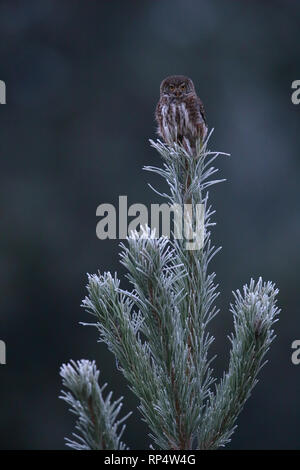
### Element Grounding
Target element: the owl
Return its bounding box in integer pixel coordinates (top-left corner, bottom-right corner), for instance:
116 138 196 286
155 75 207 155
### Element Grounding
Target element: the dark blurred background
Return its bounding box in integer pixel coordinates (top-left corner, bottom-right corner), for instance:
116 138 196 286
0 0 299 449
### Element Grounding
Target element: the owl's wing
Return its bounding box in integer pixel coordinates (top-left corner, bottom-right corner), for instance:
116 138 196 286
155 99 164 138
197 97 207 125
155 99 162 121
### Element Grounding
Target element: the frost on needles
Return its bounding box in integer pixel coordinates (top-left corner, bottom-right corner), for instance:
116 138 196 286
60 131 280 450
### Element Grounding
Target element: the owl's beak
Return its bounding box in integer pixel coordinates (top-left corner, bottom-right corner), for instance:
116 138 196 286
175 90 181 97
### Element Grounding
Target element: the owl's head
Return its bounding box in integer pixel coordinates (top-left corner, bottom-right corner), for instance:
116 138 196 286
160 75 195 98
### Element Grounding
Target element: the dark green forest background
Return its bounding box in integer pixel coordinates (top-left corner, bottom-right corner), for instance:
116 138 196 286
0 0 299 449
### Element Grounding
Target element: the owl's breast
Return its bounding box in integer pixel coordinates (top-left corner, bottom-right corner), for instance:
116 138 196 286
160 100 194 143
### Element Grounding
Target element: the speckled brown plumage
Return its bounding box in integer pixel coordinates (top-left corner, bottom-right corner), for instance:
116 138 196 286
155 75 207 156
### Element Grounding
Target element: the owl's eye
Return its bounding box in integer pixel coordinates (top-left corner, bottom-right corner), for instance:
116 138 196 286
169 84 175 92
180 84 186 91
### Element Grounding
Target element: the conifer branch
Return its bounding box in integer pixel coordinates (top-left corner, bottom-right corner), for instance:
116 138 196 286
60 359 131 450
60 131 280 450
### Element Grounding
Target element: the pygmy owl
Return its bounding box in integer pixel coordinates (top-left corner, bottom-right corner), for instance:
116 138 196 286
155 75 207 155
